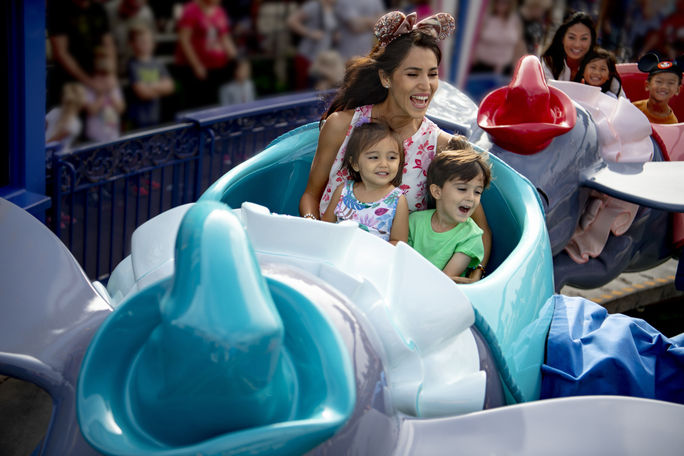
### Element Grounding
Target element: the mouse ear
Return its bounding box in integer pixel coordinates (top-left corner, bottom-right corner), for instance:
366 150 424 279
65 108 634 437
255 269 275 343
675 55 684 74
637 52 660 73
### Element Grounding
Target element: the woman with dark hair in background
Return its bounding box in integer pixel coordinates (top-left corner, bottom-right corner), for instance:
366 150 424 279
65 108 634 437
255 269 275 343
541 11 597 81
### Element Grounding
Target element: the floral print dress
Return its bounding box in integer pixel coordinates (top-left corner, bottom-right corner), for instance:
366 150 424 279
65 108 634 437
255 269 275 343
334 180 404 241
319 105 442 215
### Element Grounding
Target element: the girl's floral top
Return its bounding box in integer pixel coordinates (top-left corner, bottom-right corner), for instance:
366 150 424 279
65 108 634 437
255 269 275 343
334 180 404 241
319 105 441 214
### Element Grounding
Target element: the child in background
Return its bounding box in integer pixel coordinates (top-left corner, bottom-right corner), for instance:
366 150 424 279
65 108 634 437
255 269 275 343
409 144 491 283
219 57 256 105
321 122 409 244
308 50 345 91
45 82 87 150
576 47 625 98
84 47 125 142
632 52 683 124
126 22 175 129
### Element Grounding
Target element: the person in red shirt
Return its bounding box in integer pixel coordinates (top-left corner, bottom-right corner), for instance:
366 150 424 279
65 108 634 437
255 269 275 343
174 0 237 110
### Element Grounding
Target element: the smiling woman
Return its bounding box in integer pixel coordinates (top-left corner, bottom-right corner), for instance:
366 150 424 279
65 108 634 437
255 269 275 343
541 11 597 81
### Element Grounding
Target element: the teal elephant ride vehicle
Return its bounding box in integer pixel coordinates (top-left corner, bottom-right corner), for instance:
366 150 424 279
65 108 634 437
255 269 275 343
77 118 684 454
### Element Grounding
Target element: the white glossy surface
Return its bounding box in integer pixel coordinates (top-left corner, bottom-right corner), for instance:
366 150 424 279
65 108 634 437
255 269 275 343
102 201 486 418
548 80 653 163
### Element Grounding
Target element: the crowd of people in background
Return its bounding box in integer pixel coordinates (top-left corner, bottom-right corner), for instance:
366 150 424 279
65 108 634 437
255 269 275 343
45 0 684 151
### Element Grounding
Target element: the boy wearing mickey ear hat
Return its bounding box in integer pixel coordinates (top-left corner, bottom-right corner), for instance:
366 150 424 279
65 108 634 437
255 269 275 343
632 52 684 124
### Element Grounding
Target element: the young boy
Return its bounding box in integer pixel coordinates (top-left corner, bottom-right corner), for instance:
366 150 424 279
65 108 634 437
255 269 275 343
219 57 256 105
408 143 492 284
126 22 175 129
632 52 683 124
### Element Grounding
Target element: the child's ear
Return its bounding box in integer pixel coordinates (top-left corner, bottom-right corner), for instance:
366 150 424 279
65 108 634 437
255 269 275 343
429 183 441 200
351 161 360 172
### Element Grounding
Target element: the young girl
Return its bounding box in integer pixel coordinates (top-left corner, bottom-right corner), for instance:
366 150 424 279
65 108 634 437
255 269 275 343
409 143 491 283
576 47 624 98
321 122 409 244
45 82 87 150
84 47 125 142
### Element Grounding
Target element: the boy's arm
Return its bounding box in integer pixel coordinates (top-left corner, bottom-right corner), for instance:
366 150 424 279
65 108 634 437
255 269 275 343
320 183 343 222
155 75 175 96
442 252 476 284
131 81 157 100
389 195 409 245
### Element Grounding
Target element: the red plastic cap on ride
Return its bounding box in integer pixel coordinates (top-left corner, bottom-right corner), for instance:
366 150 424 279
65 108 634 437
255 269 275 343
477 55 576 155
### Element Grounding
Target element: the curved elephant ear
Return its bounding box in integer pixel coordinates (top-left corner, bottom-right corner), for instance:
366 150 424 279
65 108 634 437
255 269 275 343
637 52 660 73
675 55 684 74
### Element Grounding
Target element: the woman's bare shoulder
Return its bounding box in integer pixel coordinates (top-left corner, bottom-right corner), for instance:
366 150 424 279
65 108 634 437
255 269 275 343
320 109 355 141
324 110 355 129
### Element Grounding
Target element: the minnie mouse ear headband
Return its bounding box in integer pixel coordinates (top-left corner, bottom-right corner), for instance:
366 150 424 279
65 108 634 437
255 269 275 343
374 11 456 47
637 52 684 79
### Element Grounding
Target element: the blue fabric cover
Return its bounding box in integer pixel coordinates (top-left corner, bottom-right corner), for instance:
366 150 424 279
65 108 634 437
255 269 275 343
541 295 684 403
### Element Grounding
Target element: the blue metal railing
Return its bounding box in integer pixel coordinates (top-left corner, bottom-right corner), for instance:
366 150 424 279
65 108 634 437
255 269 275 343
49 91 332 281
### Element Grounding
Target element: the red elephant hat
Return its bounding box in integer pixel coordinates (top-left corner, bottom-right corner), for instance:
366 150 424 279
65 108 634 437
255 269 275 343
477 55 576 155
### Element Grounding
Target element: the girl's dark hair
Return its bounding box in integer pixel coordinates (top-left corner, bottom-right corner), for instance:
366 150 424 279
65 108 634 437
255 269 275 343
343 122 404 187
575 47 621 95
322 30 442 121
541 11 597 79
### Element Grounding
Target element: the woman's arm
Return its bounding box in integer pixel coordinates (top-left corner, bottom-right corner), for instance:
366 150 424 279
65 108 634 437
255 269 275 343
389 194 409 245
299 110 352 219
220 33 238 62
177 27 206 80
287 6 323 41
471 205 491 276
321 183 344 222
436 130 458 152
50 35 96 90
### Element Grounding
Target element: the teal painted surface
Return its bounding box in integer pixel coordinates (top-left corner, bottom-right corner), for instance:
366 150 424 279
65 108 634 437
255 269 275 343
77 201 355 455
459 156 555 402
203 123 555 402
200 123 321 214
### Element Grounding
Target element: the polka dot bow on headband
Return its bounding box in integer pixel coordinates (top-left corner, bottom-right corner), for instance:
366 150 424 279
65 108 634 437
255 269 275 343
374 11 456 47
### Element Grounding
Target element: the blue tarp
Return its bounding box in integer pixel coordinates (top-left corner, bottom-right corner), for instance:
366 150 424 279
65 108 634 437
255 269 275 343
541 295 684 403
